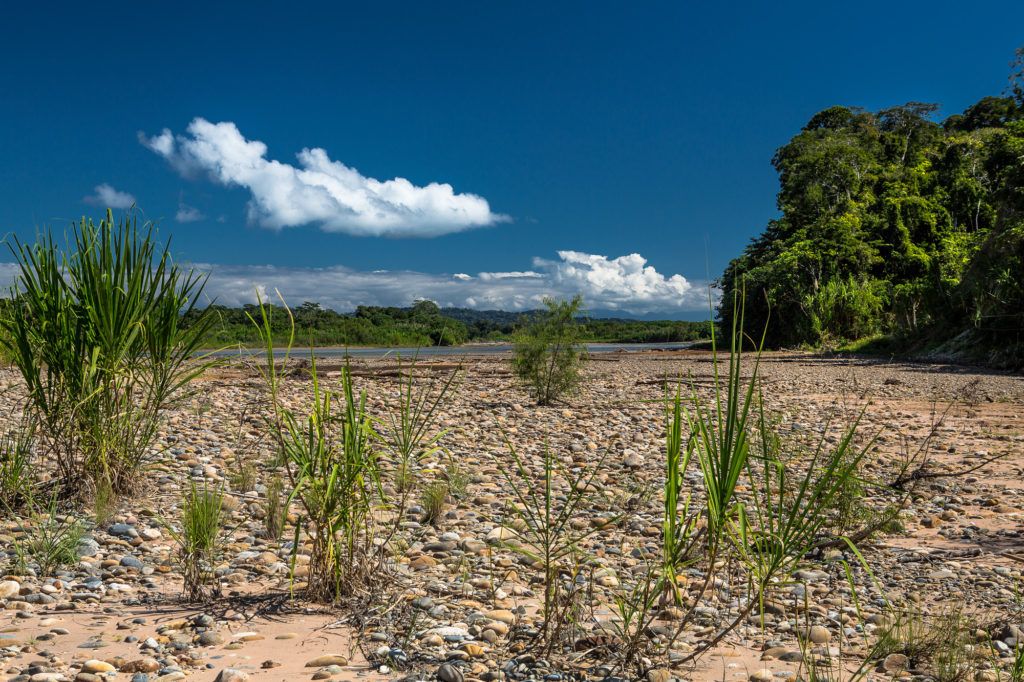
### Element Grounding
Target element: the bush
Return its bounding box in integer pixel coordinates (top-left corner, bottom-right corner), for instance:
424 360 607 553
512 296 586 406
1 210 217 496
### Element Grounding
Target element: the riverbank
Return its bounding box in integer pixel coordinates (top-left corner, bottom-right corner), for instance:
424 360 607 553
2 351 1022 681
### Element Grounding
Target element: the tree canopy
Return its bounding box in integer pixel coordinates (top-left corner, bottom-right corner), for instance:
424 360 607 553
720 50 1024 364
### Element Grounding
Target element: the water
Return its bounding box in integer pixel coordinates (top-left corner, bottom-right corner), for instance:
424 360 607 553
211 341 697 359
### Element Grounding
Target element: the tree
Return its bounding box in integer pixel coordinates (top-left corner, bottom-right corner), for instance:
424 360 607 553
512 296 586 406
719 48 1024 363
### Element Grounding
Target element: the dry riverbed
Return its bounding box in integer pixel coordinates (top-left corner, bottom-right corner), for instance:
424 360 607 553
1 351 1023 682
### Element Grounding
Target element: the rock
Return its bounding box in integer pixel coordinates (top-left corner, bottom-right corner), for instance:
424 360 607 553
213 669 249 682
76 538 101 558
81 661 116 674
197 631 224 646
120 659 160 674
484 609 516 626
437 663 465 682
0 580 20 598
423 626 470 640
750 670 774 682
647 668 672 682
410 555 438 570
304 655 349 667
804 625 831 644
120 555 144 569
883 653 909 672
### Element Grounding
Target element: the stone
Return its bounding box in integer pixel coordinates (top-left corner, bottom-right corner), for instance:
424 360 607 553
0 580 20 598
304 655 349 667
750 670 774 682
213 669 249 682
485 609 516 625
883 653 909 672
647 668 672 682
120 659 160 674
81 661 116 674
804 625 831 644
437 663 465 682
197 631 224 646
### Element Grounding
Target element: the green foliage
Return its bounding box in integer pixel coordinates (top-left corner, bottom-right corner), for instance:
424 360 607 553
512 295 586 406
442 457 470 500
1 210 217 494
495 439 613 652
263 474 288 542
171 480 226 601
12 495 85 576
419 478 449 526
251 296 383 602
192 299 469 347
0 417 36 511
720 52 1024 361
377 358 459 495
187 300 711 348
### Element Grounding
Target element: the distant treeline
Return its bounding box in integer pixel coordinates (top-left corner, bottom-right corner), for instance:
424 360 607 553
187 300 711 348
720 47 1024 366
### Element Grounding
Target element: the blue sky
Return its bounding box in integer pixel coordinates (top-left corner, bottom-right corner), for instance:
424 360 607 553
1 1 1021 317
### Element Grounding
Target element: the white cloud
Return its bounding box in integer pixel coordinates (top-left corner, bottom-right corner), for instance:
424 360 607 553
0 251 708 314
187 251 709 315
175 203 204 223
141 118 508 237
85 183 136 209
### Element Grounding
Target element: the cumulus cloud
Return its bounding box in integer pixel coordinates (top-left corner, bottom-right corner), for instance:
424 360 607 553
0 251 709 314
141 118 507 237
191 251 709 315
85 183 136 209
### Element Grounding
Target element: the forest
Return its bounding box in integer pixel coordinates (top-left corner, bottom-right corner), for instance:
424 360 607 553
718 49 1024 366
189 299 710 348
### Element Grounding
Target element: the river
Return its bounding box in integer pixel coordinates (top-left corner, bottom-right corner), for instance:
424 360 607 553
211 341 698 359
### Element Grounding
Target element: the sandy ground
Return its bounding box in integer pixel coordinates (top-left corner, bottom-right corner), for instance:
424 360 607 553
1 350 1023 682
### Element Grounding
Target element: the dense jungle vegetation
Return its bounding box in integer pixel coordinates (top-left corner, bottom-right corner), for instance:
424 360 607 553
719 48 1024 365
189 299 710 348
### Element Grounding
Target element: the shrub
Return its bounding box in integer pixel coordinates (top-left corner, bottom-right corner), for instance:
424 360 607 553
1 210 217 496
512 295 586 406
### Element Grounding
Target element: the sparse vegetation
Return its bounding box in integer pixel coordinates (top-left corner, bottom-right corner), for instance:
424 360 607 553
171 480 227 601
419 478 449 526
252 296 385 602
512 295 587 406
11 495 85 576
0 417 36 511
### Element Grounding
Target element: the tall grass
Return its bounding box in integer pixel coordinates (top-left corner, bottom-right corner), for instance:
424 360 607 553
0 417 36 510
11 494 85 576
169 480 226 601
251 294 383 602
1 210 216 495
377 357 459 496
